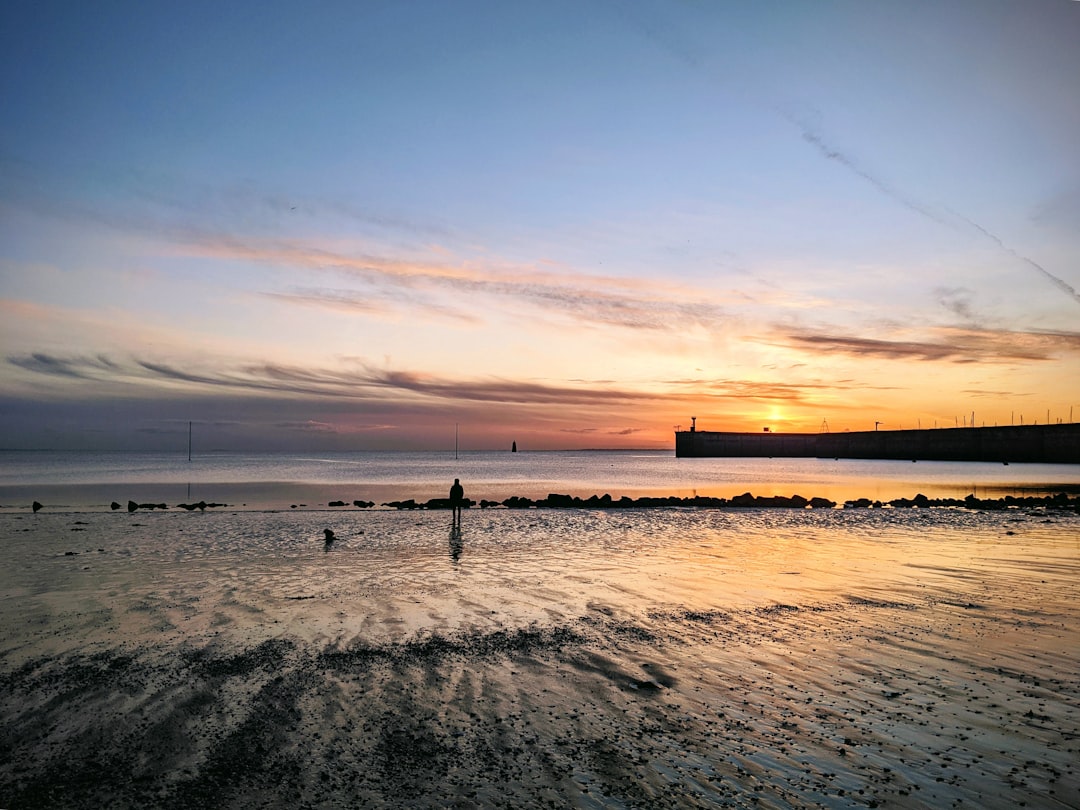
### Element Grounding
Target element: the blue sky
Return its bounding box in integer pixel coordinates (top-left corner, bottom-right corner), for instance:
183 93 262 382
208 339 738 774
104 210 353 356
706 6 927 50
2 0 1078 451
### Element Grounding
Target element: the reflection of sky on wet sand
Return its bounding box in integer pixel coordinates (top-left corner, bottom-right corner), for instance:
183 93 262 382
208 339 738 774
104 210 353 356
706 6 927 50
1 506 1077 807
4 507 1075 652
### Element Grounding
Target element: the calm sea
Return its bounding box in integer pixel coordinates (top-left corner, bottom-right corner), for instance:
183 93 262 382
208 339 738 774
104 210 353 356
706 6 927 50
1 450 1077 512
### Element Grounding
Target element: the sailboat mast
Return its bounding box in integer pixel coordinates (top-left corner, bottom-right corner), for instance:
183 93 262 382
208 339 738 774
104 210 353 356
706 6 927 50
188 421 192 462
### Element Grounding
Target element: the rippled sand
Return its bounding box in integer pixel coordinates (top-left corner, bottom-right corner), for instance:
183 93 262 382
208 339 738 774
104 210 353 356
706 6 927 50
1 507 1078 808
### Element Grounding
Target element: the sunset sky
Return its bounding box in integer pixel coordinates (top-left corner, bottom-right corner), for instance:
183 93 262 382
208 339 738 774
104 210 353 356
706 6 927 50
2 1 1078 451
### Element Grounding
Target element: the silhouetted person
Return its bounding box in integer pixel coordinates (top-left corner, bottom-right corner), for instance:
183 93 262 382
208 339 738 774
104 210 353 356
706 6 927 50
449 478 464 528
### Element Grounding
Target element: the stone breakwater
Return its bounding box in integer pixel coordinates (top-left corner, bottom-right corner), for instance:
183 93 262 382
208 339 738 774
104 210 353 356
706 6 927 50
675 423 1080 463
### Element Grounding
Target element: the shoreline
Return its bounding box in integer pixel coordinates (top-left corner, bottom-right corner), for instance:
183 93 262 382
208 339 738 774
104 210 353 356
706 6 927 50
5 489 1079 514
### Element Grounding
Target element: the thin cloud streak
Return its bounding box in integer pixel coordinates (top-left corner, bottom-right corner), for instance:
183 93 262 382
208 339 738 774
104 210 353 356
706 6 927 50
263 287 480 324
795 122 951 227
949 209 1080 306
776 326 1080 363
8 353 120 379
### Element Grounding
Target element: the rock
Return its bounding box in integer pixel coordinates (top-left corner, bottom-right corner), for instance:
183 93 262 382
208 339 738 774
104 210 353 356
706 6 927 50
110 501 121 511
809 497 836 509
32 501 43 513
353 500 374 508
131 502 167 511
328 500 346 507
545 493 574 508
502 496 535 509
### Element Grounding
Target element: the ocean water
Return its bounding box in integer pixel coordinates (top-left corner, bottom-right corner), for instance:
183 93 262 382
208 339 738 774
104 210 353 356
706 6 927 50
1 449 1078 512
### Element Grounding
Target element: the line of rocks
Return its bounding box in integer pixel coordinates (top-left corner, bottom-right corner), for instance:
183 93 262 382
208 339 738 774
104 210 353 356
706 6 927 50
382 493 838 510
850 492 1079 510
380 491 1079 511
115 500 229 513
23 491 1079 513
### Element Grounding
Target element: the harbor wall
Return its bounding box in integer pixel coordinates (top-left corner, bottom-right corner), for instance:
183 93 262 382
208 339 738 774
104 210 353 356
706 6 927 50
674 424 1080 464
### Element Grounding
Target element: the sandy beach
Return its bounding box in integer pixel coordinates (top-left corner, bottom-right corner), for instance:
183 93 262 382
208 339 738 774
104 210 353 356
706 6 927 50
2 505 1078 808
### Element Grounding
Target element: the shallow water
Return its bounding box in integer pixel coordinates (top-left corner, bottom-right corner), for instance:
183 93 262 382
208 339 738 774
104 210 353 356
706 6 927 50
2 449 1078 511
1 506 1077 808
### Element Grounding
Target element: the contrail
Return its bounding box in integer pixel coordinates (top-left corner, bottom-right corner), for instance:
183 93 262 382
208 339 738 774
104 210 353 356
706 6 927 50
950 210 1080 306
798 127 951 227
792 116 1080 307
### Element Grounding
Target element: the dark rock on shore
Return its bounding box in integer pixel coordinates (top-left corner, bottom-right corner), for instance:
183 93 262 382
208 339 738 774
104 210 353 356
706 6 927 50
424 497 476 510
503 496 536 509
328 500 346 507
353 500 375 508
126 502 170 512
32 501 43 513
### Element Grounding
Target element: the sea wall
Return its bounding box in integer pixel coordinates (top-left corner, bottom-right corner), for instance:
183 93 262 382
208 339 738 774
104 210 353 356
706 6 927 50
675 424 1080 464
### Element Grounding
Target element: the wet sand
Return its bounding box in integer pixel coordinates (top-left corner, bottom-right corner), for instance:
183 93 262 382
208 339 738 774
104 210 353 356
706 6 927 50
1 507 1078 808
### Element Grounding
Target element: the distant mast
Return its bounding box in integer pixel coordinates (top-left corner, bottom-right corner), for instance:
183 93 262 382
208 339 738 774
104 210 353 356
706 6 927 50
455 423 459 460
512 440 517 453
188 421 192 462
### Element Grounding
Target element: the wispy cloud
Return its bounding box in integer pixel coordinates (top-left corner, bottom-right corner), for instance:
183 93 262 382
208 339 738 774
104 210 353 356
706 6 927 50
271 420 337 433
664 376 899 403
773 326 1080 363
7 351 878 413
209 236 736 333
961 389 1029 398
8 352 660 406
8 353 119 378
264 287 480 324
934 287 976 322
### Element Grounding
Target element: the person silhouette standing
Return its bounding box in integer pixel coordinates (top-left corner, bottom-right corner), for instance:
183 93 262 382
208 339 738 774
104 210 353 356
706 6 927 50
449 478 464 529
